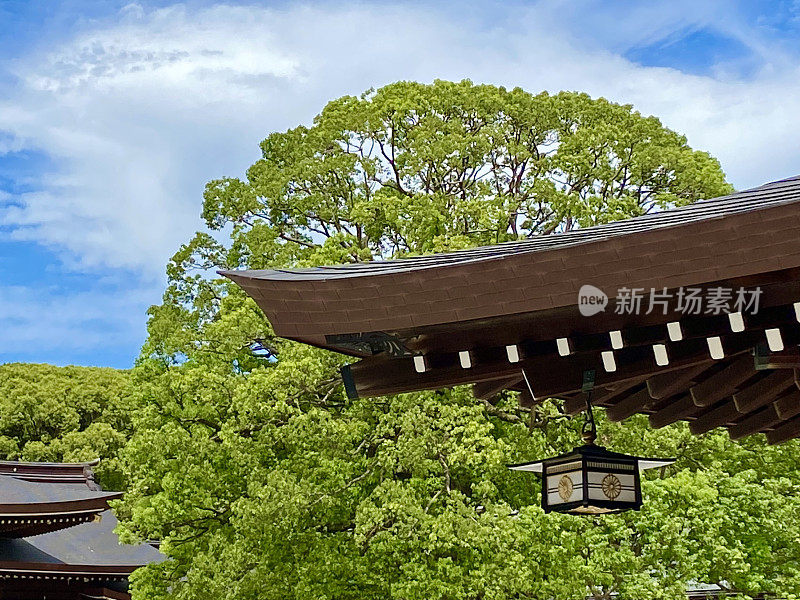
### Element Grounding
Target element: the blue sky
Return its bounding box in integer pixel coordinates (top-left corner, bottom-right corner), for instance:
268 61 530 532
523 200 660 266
1 0 799 369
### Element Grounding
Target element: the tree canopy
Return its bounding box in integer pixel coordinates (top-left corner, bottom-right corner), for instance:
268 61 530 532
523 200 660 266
0 363 132 490
201 80 730 267
115 80 800 600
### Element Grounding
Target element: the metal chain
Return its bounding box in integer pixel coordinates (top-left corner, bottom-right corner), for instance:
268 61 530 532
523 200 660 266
581 389 597 445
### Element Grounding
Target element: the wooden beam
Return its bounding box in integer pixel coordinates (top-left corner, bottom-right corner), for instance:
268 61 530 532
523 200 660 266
351 331 766 399
593 378 648 405
732 370 795 413
689 401 740 435
649 395 699 429
606 388 654 422
647 363 712 400
728 388 800 441
564 378 648 415
755 348 800 370
473 376 523 400
728 406 782 440
690 356 757 407
766 415 800 444
774 389 800 420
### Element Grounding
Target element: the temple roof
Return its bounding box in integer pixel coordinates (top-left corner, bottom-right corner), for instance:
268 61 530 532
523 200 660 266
223 176 800 445
0 459 101 487
0 460 162 593
226 175 800 281
0 510 162 569
0 476 117 506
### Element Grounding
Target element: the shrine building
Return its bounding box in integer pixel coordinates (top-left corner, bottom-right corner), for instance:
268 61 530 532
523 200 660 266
0 459 162 599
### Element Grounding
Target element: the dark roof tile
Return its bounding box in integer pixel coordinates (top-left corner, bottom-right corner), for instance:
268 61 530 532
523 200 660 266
0 511 163 567
221 176 800 283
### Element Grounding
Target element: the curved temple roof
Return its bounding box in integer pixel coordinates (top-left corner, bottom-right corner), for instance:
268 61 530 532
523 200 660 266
227 175 800 281
222 175 800 347
0 460 163 598
0 465 121 538
223 176 800 445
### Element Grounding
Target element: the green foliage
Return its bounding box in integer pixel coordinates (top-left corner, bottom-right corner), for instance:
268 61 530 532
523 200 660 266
0 363 133 489
117 80 800 600
198 79 730 269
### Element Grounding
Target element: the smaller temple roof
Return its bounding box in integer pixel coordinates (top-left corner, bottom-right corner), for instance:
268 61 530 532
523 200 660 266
0 460 163 598
0 461 121 538
0 510 162 570
0 459 101 487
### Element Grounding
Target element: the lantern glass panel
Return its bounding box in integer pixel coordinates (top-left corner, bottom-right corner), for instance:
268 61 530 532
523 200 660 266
585 458 638 505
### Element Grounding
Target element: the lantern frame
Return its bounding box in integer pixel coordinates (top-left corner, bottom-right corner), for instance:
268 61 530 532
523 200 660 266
508 444 674 515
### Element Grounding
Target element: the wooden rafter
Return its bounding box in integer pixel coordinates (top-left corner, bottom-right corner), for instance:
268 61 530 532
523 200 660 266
606 388 654 422
473 376 524 400
563 378 647 415
774 389 800 420
689 402 741 435
689 356 758 407
766 415 800 444
649 395 701 429
732 370 796 413
647 363 712 400
728 405 783 440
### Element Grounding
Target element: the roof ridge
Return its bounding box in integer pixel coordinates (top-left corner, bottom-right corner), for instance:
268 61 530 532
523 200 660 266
221 174 800 280
0 459 100 468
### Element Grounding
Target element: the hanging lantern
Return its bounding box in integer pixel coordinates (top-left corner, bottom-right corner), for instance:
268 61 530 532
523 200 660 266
508 444 674 514
509 370 674 515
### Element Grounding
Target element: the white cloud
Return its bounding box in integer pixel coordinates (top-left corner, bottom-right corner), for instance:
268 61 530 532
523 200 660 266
1 1 799 363
2 1 799 276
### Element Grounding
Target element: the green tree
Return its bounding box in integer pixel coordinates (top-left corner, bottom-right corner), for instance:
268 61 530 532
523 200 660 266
0 363 133 489
118 80 800 600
